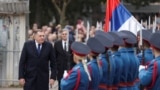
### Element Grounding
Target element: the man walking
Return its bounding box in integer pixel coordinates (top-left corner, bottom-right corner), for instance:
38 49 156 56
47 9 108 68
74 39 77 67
19 30 57 90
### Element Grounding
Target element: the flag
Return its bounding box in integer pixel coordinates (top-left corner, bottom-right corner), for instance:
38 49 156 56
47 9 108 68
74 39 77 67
104 0 143 35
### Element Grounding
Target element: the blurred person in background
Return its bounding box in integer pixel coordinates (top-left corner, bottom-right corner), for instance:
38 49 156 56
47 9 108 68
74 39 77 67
27 29 34 40
32 23 39 33
54 29 74 90
48 33 57 47
44 27 52 41
56 24 62 40
41 25 48 32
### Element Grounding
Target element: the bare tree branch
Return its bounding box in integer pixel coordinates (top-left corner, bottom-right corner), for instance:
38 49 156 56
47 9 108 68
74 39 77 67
62 0 67 13
67 0 71 5
52 0 61 14
67 0 71 4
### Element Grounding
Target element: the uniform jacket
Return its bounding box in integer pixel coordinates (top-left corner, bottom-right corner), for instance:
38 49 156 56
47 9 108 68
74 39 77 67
139 56 160 90
88 59 102 90
137 48 154 65
118 48 139 90
111 51 123 86
99 54 108 85
61 63 89 90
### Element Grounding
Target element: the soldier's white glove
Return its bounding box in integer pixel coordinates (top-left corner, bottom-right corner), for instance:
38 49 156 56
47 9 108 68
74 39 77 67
139 65 145 72
63 70 68 78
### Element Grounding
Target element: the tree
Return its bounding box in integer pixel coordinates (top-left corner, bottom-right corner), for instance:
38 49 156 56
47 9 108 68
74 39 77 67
29 0 160 28
29 0 103 27
30 0 56 27
51 0 103 26
51 0 72 26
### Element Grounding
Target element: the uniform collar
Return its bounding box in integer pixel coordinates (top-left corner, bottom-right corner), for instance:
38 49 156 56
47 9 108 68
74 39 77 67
112 51 120 56
155 56 160 61
119 47 134 52
145 48 152 53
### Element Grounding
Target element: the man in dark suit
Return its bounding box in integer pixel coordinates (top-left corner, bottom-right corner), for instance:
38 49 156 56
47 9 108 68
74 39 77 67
19 30 56 90
54 30 74 90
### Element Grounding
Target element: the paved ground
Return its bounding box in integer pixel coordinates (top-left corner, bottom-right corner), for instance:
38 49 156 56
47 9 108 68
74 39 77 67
0 88 58 90
0 81 58 90
0 88 22 90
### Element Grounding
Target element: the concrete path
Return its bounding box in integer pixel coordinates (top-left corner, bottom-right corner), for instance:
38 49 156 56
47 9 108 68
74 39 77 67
0 80 58 90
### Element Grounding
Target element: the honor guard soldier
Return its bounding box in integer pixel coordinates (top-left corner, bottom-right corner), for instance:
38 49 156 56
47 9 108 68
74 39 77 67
94 31 115 90
137 30 154 65
60 42 91 90
139 33 160 90
117 31 139 90
137 30 154 90
108 32 124 90
87 37 105 90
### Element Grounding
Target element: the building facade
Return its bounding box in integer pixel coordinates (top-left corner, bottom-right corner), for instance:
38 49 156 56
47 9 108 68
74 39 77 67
0 0 29 87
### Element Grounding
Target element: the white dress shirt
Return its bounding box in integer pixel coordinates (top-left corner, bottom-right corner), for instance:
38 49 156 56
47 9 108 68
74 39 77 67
62 40 68 51
35 41 42 50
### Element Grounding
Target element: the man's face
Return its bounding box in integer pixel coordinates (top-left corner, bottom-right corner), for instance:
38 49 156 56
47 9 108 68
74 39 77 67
34 31 45 44
61 31 68 41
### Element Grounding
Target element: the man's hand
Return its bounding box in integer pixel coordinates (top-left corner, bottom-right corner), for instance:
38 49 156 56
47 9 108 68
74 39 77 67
49 79 55 88
19 78 25 86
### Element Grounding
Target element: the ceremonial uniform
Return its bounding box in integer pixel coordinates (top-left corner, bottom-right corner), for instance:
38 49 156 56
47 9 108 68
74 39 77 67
139 57 160 90
137 30 154 65
137 30 154 90
108 32 124 90
106 52 116 89
139 33 160 90
124 48 139 90
94 31 115 90
87 37 105 90
98 51 116 90
117 31 139 90
99 54 108 90
61 63 89 90
111 51 123 90
137 49 154 65
88 59 102 90
118 48 131 90
60 42 91 90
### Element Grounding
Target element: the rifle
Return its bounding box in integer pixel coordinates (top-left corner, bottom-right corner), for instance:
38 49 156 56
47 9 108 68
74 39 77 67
141 44 145 65
140 39 146 90
106 51 111 80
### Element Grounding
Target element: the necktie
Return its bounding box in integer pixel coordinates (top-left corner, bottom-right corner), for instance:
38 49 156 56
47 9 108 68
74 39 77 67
64 42 67 51
37 44 41 54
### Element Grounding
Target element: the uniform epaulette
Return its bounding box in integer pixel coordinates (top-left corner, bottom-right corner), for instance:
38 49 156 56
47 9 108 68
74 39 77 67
73 65 80 70
111 55 115 58
87 62 92 65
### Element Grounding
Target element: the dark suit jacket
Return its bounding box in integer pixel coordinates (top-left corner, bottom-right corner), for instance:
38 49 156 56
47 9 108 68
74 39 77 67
19 40 56 90
54 40 74 80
